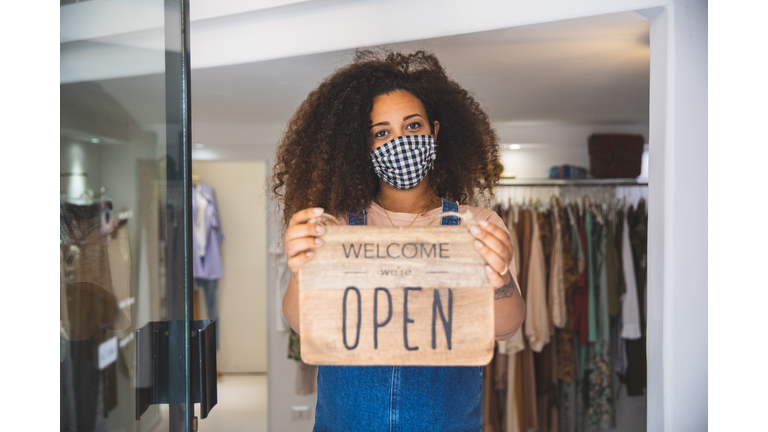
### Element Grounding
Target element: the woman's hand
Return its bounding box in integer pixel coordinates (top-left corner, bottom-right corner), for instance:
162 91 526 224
469 219 524 341
470 220 515 292
285 207 327 273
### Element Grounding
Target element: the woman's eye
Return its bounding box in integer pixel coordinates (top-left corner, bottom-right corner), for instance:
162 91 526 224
374 130 388 138
406 122 421 130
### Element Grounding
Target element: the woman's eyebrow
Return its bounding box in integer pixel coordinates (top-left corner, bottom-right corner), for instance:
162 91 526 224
370 114 423 129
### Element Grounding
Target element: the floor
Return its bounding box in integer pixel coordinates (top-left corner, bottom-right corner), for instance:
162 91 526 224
196 374 268 432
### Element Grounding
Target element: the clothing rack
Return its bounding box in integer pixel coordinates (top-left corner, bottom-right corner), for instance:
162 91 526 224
499 178 648 187
495 178 649 210
483 178 650 432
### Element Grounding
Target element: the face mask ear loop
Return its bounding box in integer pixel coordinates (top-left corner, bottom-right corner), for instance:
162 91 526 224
432 135 437 170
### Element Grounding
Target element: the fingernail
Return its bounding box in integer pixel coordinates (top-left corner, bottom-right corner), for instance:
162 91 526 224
306 251 314 258
470 226 481 235
315 238 324 246
313 208 324 216
485 265 493 274
479 220 489 227
474 240 484 249
316 225 326 234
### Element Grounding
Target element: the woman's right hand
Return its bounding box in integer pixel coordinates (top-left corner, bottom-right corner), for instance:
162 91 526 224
285 207 327 273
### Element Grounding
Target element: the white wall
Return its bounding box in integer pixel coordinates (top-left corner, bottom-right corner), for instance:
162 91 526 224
644 1 707 430
192 161 268 373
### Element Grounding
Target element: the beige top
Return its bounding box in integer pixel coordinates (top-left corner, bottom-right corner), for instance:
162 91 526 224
524 209 551 352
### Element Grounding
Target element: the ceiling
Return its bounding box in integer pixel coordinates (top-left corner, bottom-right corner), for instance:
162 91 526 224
189 11 649 126
82 10 649 155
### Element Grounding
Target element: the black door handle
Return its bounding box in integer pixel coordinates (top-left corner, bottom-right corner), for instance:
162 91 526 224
135 320 218 420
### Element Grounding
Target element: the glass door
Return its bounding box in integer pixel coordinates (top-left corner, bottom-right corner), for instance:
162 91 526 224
60 0 199 431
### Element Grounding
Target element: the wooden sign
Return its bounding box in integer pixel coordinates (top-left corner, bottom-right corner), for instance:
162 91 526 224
298 225 494 366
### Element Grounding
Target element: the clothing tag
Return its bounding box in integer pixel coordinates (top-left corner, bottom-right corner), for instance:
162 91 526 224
98 337 118 370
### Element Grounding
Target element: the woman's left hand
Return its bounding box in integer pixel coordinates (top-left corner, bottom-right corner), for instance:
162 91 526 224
470 220 514 288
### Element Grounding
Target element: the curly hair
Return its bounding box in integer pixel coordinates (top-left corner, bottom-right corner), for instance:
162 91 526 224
270 50 501 231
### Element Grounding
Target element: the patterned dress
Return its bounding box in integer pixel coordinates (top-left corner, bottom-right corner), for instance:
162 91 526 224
586 208 616 430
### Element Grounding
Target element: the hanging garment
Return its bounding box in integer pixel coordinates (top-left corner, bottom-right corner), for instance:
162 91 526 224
557 204 579 432
525 209 551 352
515 351 526 432
549 200 566 329
60 250 77 432
537 207 554 339
495 348 508 391
615 309 629 378
295 360 319 396
574 208 592 432
515 209 539 432
586 208 616 430
628 200 648 301
534 341 559 432
191 183 224 280
557 203 577 383
288 328 301 361
614 208 626 300
106 222 136 379
585 210 597 343
605 213 621 318
539 209 553 288
620 212 642 340
574 335 586 432
288 328 320 396
504 353 521 432
559 379 577 432
508 206 521 279
503 328 526 432
60 203 127 431
625 200 648 396
573 210 590 345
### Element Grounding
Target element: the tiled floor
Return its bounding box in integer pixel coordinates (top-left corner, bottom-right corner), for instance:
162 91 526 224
196 374 267 432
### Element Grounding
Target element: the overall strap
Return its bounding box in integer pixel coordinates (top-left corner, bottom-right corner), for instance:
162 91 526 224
349 199 457 226
440 198 460 226
347 209 367 226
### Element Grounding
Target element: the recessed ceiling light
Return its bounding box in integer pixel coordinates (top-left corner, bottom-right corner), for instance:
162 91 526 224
509 144 522 150
194 143 205 148
91 138 100 144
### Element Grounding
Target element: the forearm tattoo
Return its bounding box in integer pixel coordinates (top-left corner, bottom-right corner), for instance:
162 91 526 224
494 277 518 300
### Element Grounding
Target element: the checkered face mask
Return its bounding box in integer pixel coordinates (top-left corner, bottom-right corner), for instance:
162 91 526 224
370 134 437 190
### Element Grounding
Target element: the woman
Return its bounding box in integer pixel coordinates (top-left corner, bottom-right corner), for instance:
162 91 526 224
271 50 526 431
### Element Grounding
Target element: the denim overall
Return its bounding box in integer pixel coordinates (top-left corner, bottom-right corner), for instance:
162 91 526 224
312 198 483 432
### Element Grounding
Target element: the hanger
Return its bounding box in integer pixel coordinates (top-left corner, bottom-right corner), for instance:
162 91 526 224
566 202 576 226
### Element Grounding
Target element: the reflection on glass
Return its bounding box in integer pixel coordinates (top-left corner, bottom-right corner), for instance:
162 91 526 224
60 0 189 431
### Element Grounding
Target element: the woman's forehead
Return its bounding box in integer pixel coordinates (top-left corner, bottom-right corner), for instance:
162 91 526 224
370 90 426 122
